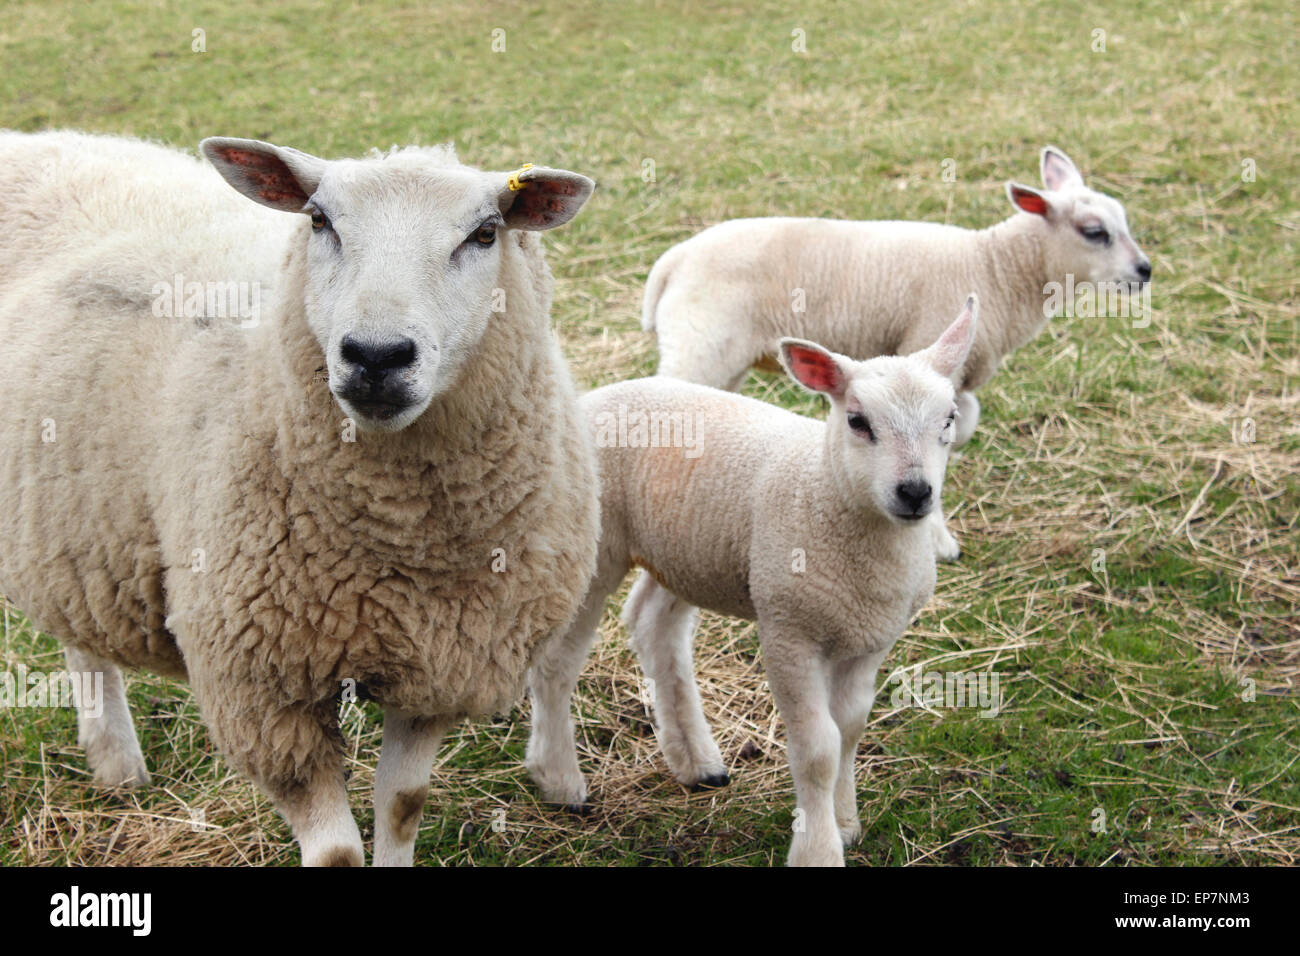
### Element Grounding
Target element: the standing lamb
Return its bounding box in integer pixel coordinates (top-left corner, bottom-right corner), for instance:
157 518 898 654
642 146 1150 559
526 296 979 866
0 130 599 866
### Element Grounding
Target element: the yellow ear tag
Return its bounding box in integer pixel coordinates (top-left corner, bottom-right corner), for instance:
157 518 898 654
507 163 534 192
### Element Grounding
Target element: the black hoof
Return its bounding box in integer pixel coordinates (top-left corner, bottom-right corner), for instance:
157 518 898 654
690 772 731 792
562 802 593 817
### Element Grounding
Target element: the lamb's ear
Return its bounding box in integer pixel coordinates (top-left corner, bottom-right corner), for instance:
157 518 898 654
1040 146 1084 191
201 137 328 213
499 165 595 230
778 338 850 401
918 295 978 382
1006 182 1051 218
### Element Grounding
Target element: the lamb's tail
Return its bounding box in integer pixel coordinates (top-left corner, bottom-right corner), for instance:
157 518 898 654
640 242 686 332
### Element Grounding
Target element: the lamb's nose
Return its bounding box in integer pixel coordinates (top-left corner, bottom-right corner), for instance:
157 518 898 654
1136 260 1152 282
341 335 417 381
896 479 933 514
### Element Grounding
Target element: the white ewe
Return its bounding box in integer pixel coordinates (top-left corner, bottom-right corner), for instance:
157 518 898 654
642 147 1149 559
0 131 599 866
526 297 978 866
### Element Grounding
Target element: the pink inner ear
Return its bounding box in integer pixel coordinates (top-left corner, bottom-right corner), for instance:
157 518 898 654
515 181 575 226
215 147 305 206
1013 188 1049 216
788 347 841 394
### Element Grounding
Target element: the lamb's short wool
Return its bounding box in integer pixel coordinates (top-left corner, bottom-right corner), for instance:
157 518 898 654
0 130 599 866
642 146 1149 559
526 297 979 866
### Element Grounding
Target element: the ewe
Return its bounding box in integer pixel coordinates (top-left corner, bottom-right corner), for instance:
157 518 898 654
641 147 1149 560
0 131 598 866
526 297 979 866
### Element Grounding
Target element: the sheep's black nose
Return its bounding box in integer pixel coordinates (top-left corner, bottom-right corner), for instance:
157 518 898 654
341 335 416 381
896 480 933 514
1136 260 1152 282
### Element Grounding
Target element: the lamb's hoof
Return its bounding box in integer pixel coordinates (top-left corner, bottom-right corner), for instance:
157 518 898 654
562 802 593 817
839 820 863 846
90 755 151 789
304 845 364 867
689 772 731 792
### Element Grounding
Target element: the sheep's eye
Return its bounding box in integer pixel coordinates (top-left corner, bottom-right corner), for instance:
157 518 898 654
847 412 875 441
941 412 956 441
310 209 329 232
474 223 497 246
1079 224 1109 244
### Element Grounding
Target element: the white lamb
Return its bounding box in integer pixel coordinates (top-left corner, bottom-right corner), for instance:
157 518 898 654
526 296 979 866
642 146 1150 560
0 130 599 866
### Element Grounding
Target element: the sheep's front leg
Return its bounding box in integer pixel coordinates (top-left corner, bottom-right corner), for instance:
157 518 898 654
761 629 843 866
373 711 454 866
828 648 889 847
63 645 151 788
929 505 961 562
953 390 980 448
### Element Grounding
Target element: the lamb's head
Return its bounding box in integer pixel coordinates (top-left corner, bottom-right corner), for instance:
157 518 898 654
778 296 978 525
1006 146 1150 289
201 137 594 432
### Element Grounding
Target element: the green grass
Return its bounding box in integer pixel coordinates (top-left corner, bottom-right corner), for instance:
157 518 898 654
1 0 1296 865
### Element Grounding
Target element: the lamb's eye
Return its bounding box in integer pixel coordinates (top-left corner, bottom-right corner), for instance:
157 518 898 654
474 223 497 246
310 209 329 232
1079 224 1109 244
847 412 875 441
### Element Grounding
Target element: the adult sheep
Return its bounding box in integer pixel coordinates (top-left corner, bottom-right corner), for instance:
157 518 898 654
0 130 599 866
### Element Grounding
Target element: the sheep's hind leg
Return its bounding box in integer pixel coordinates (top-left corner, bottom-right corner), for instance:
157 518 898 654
525 561 626 809
373 711 454 866
623 571 728 791
63 645 150 788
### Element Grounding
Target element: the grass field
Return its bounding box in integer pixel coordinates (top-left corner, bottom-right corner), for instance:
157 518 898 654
0 0 1296 866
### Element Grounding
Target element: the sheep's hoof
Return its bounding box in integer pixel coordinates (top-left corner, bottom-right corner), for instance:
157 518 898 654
562 802 593 817
690 772 731 792
839 820 863 846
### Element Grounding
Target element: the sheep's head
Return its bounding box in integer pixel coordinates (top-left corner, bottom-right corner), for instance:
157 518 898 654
1006 146 1150 291
778 296 977 526
201 137 594 432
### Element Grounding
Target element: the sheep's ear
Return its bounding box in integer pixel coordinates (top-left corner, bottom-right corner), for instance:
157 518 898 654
1006 182 1051 217
201 137 328 213
1040 146 1084 191
499 165 594 231
778 338 849 401
919 295 978 382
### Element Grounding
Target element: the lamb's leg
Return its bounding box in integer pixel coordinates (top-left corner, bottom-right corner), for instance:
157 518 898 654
373 711 454 866
930 505 961 562
525 562 625 808
760 628 843 866
655 308 756 391
828 648 889 847
953 390 980 448
63 645 150 788
623 571 728 790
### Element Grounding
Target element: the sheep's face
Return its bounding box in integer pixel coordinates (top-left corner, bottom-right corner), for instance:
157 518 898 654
1007 146 1152 289
779 296 978 526
201 138 594 433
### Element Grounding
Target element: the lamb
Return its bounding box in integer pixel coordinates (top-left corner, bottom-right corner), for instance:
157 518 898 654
641 146 1150 560
0 130 599 866
525 296 979 866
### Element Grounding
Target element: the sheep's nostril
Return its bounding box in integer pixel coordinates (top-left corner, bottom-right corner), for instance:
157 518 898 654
896 479 933 513
341 334 417 380
1136 260 1152 282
